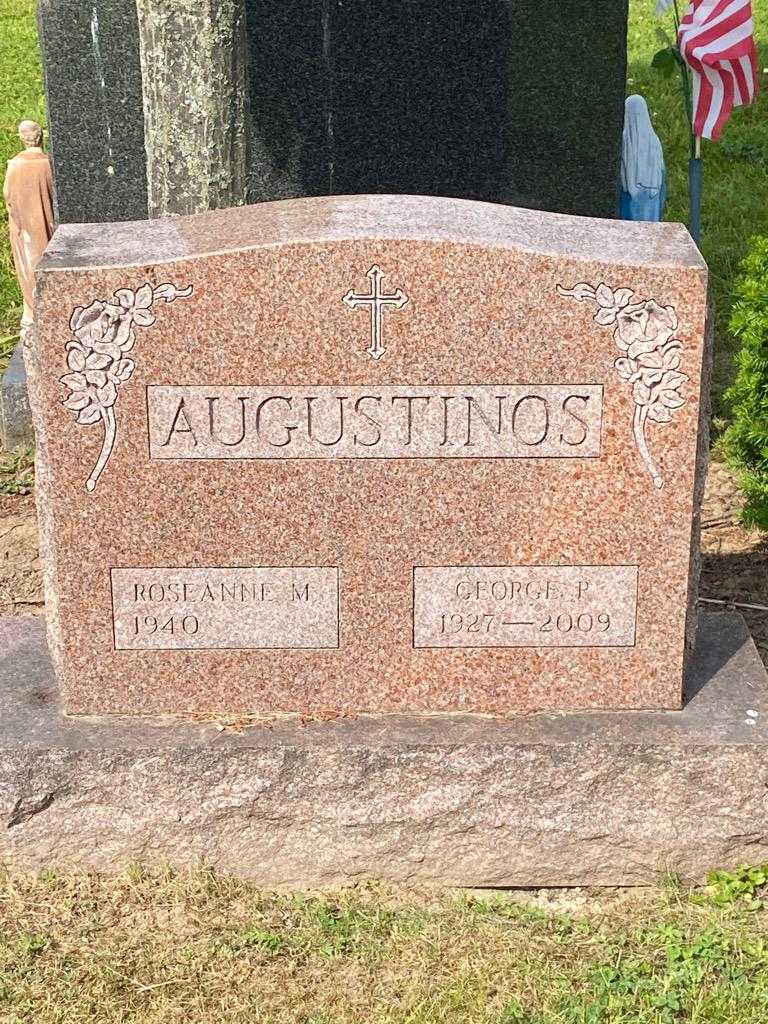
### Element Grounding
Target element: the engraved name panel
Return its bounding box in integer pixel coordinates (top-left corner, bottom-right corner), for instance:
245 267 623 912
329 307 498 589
111 567 339 651
413 565 638 648
147 385 603 459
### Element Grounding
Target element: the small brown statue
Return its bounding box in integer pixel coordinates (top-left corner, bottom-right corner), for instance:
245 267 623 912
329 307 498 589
3 120 55 334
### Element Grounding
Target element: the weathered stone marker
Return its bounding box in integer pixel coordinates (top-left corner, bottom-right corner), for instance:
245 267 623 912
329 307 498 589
28 195 708 716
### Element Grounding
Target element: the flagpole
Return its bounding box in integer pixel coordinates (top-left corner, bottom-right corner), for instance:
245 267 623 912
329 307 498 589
671 0 701 243
689 135 702 246
673 0 758 247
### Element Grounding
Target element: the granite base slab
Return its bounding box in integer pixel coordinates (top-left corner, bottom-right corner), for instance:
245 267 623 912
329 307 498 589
0 612 766 887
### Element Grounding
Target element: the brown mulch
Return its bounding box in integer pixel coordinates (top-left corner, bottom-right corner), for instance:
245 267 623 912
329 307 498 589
699 461 768 664
1 462 766 663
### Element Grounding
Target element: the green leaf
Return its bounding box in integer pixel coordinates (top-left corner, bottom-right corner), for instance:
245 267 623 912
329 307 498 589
651 46 680 77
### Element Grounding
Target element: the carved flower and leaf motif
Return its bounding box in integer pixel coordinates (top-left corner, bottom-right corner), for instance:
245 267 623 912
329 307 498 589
61 282 192 491
557 282 688 489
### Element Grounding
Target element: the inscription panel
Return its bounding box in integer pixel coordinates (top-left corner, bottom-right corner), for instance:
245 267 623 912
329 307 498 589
413 565 638 648
147 384 603 460
111 567 339 651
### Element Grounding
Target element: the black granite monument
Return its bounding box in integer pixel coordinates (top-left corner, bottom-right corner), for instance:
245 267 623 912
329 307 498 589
38 0 629 224
37 0 148 223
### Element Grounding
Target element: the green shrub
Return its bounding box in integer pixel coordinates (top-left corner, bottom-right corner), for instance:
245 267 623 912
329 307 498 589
723 236 768 528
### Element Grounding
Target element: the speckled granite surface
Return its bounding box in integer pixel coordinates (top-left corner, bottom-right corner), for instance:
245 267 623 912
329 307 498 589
0 613 766 885
28 196 709 715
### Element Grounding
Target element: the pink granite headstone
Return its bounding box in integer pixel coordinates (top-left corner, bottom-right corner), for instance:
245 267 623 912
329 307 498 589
27 195 709 716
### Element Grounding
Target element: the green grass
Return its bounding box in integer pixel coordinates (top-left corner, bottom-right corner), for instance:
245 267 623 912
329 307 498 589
0 443 33 493
627 0 768 423
0 867 767 1023
0 0 44 364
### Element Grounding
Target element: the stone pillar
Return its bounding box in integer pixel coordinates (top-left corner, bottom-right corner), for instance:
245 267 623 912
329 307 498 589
136 0 250 217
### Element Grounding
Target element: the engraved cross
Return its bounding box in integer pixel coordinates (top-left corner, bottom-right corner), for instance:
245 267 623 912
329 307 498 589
342 265 408 361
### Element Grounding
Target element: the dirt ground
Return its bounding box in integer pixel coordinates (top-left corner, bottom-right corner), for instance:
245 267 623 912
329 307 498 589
0 491 41 615
2 461 767 665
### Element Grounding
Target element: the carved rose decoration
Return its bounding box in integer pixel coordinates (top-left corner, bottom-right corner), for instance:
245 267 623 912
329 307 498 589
61 282 192 492
557 282 688 489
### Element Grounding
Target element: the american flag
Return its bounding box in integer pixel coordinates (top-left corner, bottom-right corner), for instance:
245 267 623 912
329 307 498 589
678 0 759 141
